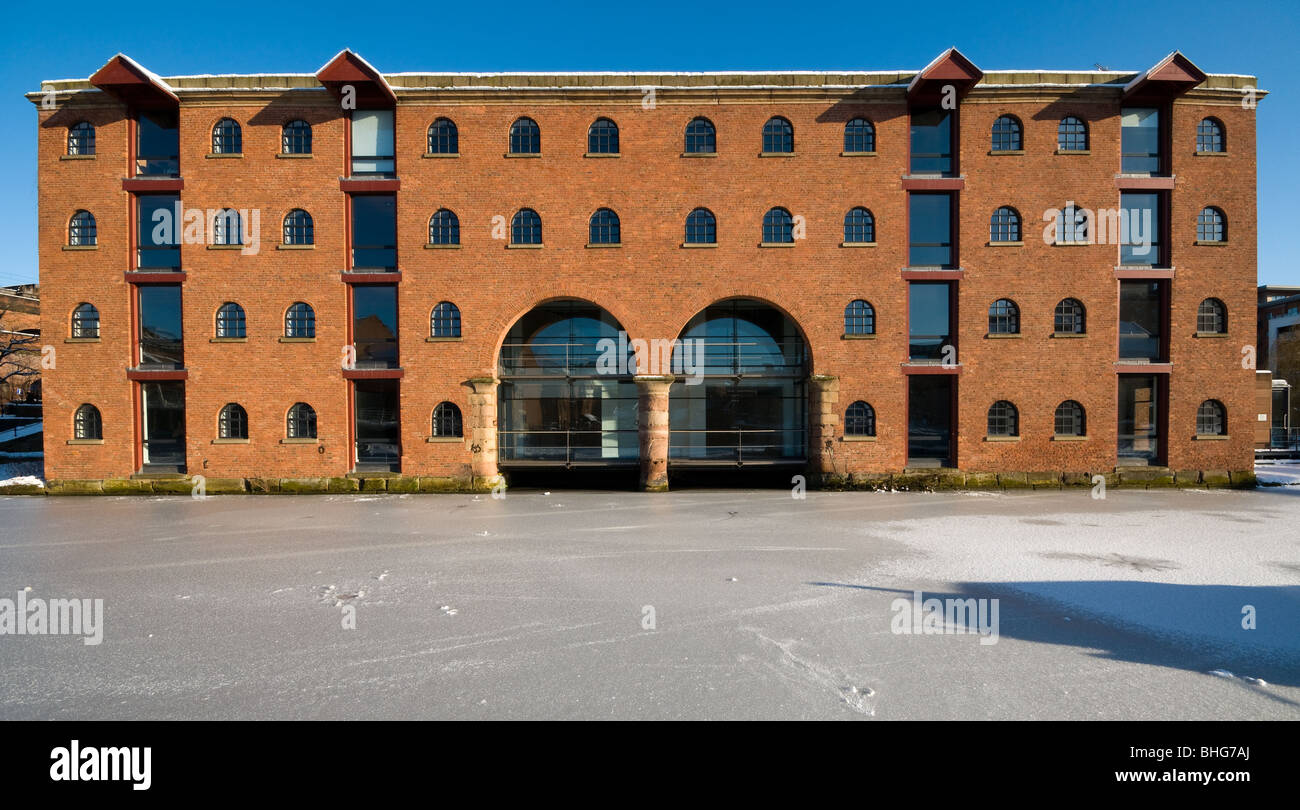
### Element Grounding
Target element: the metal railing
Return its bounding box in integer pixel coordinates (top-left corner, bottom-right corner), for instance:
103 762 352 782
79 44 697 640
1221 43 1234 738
498 428 638 466
1269 427 1300 450
669 428 808 464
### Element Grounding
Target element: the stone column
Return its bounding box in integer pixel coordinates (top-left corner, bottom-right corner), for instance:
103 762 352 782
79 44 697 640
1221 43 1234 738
635 374 674 492
462 376 501 489
808 374 841 483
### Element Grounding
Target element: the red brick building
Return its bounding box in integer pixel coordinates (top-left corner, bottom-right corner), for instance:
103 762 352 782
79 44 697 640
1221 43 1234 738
28 49 1262 492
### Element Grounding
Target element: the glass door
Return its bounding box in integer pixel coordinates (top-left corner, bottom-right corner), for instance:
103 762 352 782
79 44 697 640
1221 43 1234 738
1118 375 1161 464
354 379 400 471
908 376 952 467
141 381 186 471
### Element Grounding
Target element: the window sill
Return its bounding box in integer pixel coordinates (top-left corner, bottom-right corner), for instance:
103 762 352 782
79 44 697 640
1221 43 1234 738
681 242 717 248
212 438 250 445
207 244 245 250
1193 151 1228 157
280 438 319 445
504 152 541 158
680 152 717 158
276 153 313 159
205 153 243 159
841 435 877 442
758 152 796 158
426 436 463 443
1051 435 1088 442
278 337 316 343
758 242 796 248
424 243 461 249
1055 149 1090 155
425 336 462 343
1194 240 1228 246
60 154 96 160
210 337 247 343
584 152 621 158
1051 332 1087 339
64 337 101 343
841 241 877 248
422 152 460 159
1053 241 1093 247
842 333 876 340
989 150 1025 156
984 435 1021 442
1193 434 1230 441
986 333 1022 339
66 439 104 446
1193 332 1230 339
506 243 544 249
987 241 1024 247
62 245 98 251
840 151 877 157
277 244 314 250
585 243 622 249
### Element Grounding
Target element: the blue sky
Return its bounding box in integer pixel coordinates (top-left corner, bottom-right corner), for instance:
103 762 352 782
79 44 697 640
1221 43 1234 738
1 0 1295 286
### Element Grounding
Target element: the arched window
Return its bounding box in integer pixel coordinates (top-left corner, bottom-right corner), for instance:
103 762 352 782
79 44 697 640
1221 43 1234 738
589 208 620 244
684 208 716 244
218 403 248 440
988 298 1020 334
286 403 317 439
212 208 242 245
216 302 246 338
988 401 1019 437
1054 298 1086 334
844 300 875 335
843 207 875 243
69 210 97 246
282 120 312 154
1054 400 1086 437
427 118 458 154
212 117 242 154
1196 400 1226 436
844 118 875 153
432 402 463 437
283 209 313 245
429 209 460 245
588 118 619 154
685 117 716 154
990 206 1021 242
991 115 1023 152
1197 207 1226 242
1055 202 1089 244
511 208 542 245
845 401 876 437
762 207 794 244
1058 116 1088 151
71 303 99 338
1196 118 1225 153
1197 298 1227 334
431 302 461 338
67 121 95 156
762 116 794 153
285 302 315 338
509 117 540 154
74 404 102 440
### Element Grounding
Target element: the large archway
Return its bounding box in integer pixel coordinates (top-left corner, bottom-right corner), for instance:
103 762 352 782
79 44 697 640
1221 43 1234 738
668 299 809 467
497 300 639 468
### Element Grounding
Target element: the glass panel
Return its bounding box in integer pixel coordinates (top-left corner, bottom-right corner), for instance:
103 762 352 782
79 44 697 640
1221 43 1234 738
351 109 395 176
908 376 952 465
355 380 400 469
909 282 951 360
1118 375 1160 463
1119 192 1161 265
136 110 179 176
141 381 185 469
352 285 398 368
352 195 397 270
668 378 806 463
138 285 183 368
1119 281 1163 360
498 379 639 464
909 194 952 267
910 108 952 175
137 194 181 270
1121 107 1161 175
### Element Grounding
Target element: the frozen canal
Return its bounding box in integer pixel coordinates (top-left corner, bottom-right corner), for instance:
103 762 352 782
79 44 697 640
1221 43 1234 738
1 486 1298 720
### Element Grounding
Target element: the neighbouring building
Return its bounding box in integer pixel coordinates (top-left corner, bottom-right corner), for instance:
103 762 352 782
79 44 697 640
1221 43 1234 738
27 49 1262 491
0 284 40 407
1258 284 1300 442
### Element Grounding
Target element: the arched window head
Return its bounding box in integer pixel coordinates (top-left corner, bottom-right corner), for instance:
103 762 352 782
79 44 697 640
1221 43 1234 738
685 208 716 244
287 403 317 439
1054 400 1086 437
511 209 542 245
1058 116 1088 151
219 403 248 440
1197 207 1226 242
1054 298 1085 334
844 300 875 336
588 118 619 154
69 210 96 246
685 117 716 154
68 121 95 156
762 207 794 244
509 117 540 154
762 117 794 153
990 206 1021 243
71 303 99 339
1197 298 1227 334
1196 400 1226 436
844 118 875 153
285 302 315 338
282 120 311 154
74 404 102 440
1197 118 1225 153
988 401 1019 437
988 298 1020 334
433 402 463 437
844 208 875 243
431 302 461 338
283 209 313 245
428 118 458 154
429 209 460 245
845 401 876 437
992 115 1023 152
589 208 620 245
212 117 242 154
216 302 246 338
